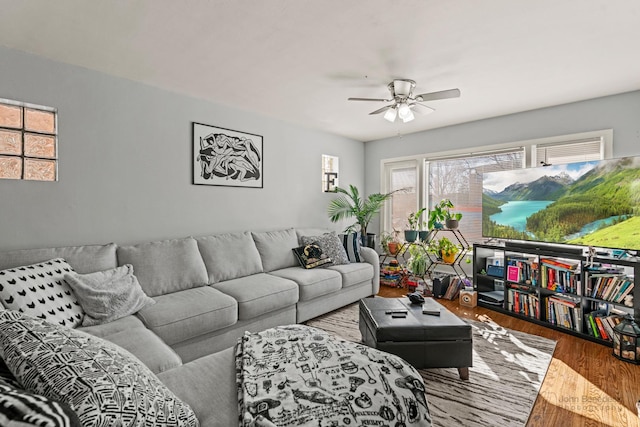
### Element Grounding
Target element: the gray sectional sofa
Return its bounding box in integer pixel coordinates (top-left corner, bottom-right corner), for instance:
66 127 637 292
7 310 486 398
0 227 379 425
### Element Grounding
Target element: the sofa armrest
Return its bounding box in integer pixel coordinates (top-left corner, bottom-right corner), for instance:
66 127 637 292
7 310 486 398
359 246 380 295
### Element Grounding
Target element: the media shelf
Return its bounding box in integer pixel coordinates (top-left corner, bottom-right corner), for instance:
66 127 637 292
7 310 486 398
473 242 639 346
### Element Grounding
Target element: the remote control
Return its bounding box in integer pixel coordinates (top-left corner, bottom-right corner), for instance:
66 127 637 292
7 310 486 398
391 313 407 318
385 310 408 314
422 309 440 316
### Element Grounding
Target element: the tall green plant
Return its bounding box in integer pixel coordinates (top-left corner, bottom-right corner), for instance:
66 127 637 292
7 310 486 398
327 185 395 236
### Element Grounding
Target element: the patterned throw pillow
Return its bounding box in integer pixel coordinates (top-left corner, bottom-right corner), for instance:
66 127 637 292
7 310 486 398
292 243 333 269
0 380 82 427
340 232 362 263
0 311 199 427
64 264 156 327
0 258 85 328
301 232 350 265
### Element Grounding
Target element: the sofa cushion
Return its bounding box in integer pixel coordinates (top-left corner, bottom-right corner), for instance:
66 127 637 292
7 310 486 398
137 286 237 346
251 228 299 272
157 347 237 427
65 264 155 326
0 258 85 328
269 267 341 301
211 273 298 320
79 316 182 374
0 310 198 426
0 243 117 274
117 237 208 297
301 231 350 265
196 232 263 282
328 262 374 287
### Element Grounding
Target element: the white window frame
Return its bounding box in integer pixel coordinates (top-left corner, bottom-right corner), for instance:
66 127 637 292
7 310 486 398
379 129 613 237
382 159 420 232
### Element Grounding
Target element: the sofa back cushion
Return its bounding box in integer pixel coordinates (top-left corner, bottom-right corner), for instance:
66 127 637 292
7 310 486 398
196 232 263 283
251 228 299 272
117 237 208 297
295 228 330 242
0 243 117 274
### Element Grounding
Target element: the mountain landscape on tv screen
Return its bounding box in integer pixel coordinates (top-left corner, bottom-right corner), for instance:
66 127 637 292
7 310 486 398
482 156 640 250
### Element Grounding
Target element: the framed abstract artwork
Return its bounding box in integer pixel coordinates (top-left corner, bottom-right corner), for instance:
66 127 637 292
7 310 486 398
192 122 263 188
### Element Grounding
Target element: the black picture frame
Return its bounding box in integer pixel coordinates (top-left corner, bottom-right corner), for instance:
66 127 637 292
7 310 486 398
192 122 263 188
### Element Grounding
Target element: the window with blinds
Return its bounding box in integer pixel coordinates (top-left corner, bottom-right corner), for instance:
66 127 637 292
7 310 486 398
380 129 611 245
535 137 603 166
427 149 525 243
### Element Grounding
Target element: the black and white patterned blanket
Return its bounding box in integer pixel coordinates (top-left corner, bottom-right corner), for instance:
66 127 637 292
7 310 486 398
235 325 432 426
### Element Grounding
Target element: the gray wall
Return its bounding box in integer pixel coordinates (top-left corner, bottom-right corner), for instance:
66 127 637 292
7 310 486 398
364 90 640 234
0 47 365 251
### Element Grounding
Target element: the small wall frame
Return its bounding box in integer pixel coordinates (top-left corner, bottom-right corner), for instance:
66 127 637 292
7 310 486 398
193 122 263 188
322 154 339 192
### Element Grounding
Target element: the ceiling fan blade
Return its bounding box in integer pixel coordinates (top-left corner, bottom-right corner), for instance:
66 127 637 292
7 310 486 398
369 105 393 115
347 97 390 102
411 103 435 115
415 88 461 102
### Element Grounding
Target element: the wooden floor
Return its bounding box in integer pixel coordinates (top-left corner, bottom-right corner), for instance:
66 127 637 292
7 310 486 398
377 286 640 427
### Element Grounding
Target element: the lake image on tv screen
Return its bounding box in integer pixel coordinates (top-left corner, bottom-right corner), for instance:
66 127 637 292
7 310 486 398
481 156 640 251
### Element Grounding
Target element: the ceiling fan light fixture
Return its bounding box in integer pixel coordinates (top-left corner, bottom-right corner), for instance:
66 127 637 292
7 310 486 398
401 110 415 123
384 107 397 122
398 103 413 121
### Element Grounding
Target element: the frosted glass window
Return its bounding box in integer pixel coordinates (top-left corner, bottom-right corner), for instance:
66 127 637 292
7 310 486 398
0 156 22 179
0 129 22 155
24 134 56 158
0 104 22 129
24 159 56 181
25 108 56 133
0 99 57 181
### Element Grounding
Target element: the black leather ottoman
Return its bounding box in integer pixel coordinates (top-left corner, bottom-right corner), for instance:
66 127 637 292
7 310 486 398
359 297 473 379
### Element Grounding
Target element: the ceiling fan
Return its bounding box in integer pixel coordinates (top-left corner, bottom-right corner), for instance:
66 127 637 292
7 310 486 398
348 79 460 123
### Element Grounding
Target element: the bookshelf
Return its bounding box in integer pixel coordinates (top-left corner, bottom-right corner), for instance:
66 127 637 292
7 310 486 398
473 242 639 346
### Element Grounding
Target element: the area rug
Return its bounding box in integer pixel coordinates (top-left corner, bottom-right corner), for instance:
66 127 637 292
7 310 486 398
306 302 557 427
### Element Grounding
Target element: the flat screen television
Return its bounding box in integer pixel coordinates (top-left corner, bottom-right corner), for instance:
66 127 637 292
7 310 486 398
482 155 640 251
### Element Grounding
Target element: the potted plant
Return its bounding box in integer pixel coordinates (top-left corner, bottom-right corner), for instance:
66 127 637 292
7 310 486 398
428 199 463 229
327 185 396 248
380 230 401 255
442 200 463 229
428 200 449 230
429 236 461 264
407 243 428 276
405 208 425 242
418 215 430 242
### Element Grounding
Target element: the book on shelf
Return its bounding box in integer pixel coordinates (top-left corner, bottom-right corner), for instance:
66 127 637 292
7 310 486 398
506 256 538 285
540 258 579 271
588 274 634 304
508 288 539 319
443 277 463 300
584 309 625 342
506 265 520 283
540 264 581 295
545 294 582 333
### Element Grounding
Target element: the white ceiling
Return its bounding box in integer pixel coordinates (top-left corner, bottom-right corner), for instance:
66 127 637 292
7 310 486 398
1 0 639 142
